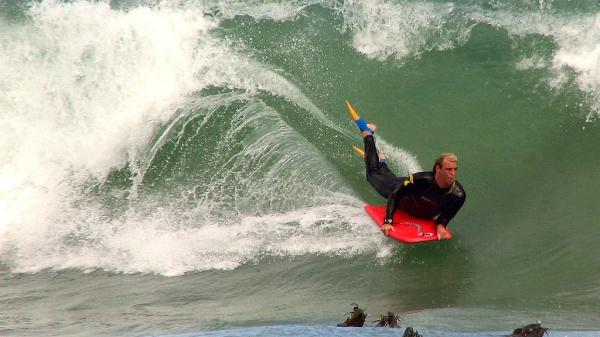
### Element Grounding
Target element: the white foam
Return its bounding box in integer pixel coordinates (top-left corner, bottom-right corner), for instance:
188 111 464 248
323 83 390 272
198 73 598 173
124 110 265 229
374 136 422 175
0 1 216 250
550 14 600 119
334 0 600 118
468 9 600 118
0 0 373 275
204 0 309 22
0 3 216 165
337 0 474 60
7 197 390 276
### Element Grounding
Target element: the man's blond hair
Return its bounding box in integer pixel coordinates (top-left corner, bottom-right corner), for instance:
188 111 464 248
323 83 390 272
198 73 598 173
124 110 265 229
433 153 458 171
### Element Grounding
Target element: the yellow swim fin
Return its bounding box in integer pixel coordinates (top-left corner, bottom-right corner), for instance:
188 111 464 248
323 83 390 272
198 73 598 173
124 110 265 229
352 146 365 158
345 100 360 121
353 146 385 161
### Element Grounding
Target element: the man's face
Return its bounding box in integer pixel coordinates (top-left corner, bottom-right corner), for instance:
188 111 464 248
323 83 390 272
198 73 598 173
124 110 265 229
435 158 458 188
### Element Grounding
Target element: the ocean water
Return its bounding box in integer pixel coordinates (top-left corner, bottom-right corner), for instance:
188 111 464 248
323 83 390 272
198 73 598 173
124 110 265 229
1 0 600 336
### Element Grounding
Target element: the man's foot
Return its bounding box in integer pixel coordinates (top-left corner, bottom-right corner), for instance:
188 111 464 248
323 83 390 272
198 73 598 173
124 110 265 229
346 100 375 136
359 123 377 137
378 151 385 163
356 118 375 136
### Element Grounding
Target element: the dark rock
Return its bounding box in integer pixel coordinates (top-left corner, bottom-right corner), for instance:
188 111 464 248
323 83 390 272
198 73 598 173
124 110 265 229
373 311 400 328
509 322 549 337
337 303 367 327
402 326 422 337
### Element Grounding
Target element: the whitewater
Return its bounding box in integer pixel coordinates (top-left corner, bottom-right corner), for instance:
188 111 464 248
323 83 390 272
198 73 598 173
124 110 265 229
1 0 600 336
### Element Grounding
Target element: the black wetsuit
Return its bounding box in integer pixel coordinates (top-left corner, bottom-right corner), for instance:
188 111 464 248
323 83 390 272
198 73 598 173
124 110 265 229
363 135 466 227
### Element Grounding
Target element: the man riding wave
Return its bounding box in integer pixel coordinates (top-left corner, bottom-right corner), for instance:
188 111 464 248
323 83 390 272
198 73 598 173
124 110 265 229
348 101 465 240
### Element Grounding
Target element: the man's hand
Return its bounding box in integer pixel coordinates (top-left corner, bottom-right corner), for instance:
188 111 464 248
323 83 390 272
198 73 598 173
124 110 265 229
436 224 451 240
381 223 395 236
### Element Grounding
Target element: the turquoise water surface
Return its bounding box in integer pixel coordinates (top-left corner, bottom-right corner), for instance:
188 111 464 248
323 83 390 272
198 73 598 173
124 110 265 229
1 0 600 336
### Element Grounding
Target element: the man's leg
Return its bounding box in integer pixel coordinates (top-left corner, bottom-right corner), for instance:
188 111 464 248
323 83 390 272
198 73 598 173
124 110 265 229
363 135 381 174
363 135 402 198
348 107 399 197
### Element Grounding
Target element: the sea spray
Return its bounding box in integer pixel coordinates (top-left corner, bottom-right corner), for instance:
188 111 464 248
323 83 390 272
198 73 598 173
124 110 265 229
0 0 405 275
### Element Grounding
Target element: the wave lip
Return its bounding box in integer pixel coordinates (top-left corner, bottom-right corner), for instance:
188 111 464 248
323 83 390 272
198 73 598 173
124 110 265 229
0 0 364 276
467 7 600 119
334 0 600 118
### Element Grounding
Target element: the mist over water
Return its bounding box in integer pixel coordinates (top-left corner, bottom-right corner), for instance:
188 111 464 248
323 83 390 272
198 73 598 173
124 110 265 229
1 0 600 336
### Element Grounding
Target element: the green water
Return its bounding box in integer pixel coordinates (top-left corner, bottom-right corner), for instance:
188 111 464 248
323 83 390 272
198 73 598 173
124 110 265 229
1 0 600 336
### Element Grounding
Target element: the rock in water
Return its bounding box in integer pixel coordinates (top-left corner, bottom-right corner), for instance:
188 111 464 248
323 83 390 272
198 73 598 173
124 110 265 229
402 326 422 337
372 311 400 328
510 322 549 337
336 303 367 327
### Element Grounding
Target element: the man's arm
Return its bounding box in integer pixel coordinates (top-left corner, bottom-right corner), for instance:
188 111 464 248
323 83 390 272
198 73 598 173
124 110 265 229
380 176 415 235
379 185 401 235
435 189 465 240
384 174 417 223
435 191 466 228
384 187 400 224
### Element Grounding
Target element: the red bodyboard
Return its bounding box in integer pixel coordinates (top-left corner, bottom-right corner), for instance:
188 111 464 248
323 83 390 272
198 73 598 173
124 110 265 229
364 205 452 243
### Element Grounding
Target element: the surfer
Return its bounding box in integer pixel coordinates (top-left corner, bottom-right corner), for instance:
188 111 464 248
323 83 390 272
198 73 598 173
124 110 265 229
348 101 465 240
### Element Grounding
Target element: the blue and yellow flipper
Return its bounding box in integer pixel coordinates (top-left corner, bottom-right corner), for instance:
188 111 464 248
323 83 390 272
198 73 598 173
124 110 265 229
346 100 373 134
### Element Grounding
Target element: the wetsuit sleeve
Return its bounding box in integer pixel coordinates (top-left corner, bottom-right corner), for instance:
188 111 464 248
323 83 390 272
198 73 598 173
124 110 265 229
436 192 466 228
384 186 400 223
384 174 416 223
